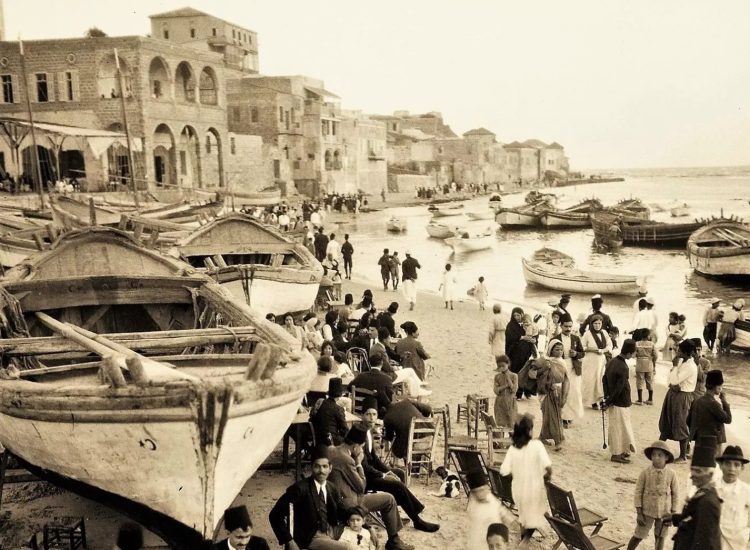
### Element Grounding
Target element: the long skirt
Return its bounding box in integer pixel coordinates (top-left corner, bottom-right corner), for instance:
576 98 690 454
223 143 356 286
539 393 564 445
608 406 636 456
494 390 517 428
402 279 417 304
562 360 584 421
581 353 605 406
658 387 694 441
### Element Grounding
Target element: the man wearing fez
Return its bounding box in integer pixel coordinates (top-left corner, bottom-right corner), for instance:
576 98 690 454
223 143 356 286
328 425 413 549
689 369 732 449
672 435 722 550
215 506 269 550
114 522 143 550
269 445 349 550
310 377 349 446
359 396 440 533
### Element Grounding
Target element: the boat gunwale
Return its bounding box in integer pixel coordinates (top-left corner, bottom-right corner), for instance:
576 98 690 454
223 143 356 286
522 258 640 284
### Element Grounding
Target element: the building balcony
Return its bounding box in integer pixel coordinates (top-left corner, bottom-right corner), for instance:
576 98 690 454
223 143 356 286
368 150 386 160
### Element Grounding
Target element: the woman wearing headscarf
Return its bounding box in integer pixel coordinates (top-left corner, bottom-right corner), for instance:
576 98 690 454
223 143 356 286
506 308 537 399
658 339 699 462
535 340 569 451
580 314 612 409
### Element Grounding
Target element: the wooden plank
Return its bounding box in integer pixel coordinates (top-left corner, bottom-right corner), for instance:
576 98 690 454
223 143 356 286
81 305 111 331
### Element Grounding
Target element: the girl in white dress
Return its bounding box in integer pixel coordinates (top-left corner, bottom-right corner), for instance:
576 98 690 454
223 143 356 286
439 263 458 310
581 316 612 408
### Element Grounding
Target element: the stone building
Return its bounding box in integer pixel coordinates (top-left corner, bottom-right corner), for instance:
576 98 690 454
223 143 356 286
339 110 387 195
503 139 569 184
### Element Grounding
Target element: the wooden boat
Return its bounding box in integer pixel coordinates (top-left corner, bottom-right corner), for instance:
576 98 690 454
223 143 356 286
0 233 48 268
522 247 643 295
0 228 315 547
430 204 465 218
465 211 495 221
50 196 123 229
386 217 407 232
524 190 558 205
488 193 503 203
731 318 750 352
170 214 323 316
609 198 651 220
445 229 494 253
197 187 281 207
495 198 554 228
670 203 691 217
591 211 706 247
539 198 603 228
687 219 750 278
425 222 457 239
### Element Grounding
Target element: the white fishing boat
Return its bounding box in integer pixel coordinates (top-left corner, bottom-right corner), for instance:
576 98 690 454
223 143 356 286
670 203 691 217
425 221 457 239
731 319 750 352
430 204 465 218
170 214 323 316
495 208 541 227
687 219 750 278
521 248 644 295
0 228 315 547
386 217 407 232
445 229 494 253
539 198 603 228
465 211 495 221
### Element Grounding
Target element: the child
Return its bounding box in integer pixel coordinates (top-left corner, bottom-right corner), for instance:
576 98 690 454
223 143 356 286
633 328 658 406
629 441 680 550
466 470 516 550
486 523 510 550
664 312 686 362
493 355 518 428
715 445 750 550
474 276 489 311
338 506 376 549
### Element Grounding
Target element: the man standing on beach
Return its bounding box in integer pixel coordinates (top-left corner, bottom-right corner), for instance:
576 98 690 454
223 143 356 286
326 233 341 263
378 249 392 291
314 227 329 262
401 251 421 311
341 234 354 280
603 339 637 464
703 298 722 353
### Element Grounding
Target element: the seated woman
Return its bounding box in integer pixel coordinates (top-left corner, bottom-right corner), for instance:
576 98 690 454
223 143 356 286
307 355 336 407
321 310 340 342
282 313 306 351
320 340 354 382
301 312 324 356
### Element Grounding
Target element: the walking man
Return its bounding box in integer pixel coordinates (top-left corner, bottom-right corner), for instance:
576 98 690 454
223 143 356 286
603 339 637 464
341 234 354 280
401 250 421 311
703 298 722 354
378 248 392 291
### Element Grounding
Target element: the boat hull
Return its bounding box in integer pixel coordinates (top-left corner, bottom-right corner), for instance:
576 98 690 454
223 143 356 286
445 236 493 253
687 246 750 277
731 319 750 352
426 224 456 239
0 240 35 268
386 221 407 232
670 207 690 217
465 212 494 221
687 221 750 277
215 274 321 316
495 210 540 227
522 258 641 295
539 212 590 227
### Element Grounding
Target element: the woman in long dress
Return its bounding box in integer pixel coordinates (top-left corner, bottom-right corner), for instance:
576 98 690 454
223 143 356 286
536 340 569 451
500 414 553 545
488 304 509 358
580 315 612 409
658 338 699 462
493 355 518 428
439 263 458 310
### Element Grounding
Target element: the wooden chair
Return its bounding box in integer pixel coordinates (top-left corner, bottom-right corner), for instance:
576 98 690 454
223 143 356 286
346 347 370 373
436 406 478 467
480 412 512 466
448 448 489 495
350 386 378 415
546 481 608 550
545 513 623 550
346 319 361 339
405 417 439 486
43 516 86 550
466 394 491 438
487 466 515 510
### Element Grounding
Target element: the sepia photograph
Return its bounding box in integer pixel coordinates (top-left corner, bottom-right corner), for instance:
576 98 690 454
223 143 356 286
0 0 749 548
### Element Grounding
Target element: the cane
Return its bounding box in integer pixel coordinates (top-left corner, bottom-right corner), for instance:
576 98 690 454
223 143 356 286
600 401 608 449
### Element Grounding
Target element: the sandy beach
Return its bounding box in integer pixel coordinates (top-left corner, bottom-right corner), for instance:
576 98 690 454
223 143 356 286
1 277 746 549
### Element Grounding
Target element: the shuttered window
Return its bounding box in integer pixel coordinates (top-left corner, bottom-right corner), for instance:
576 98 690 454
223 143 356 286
56 70 80 102
0 74 17 104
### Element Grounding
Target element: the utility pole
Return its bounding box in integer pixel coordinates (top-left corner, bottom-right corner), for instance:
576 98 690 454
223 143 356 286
18 38 45 210
114 48 140 209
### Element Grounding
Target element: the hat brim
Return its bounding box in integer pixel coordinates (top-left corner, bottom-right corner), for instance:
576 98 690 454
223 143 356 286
716 455 750 464
644 446 674 463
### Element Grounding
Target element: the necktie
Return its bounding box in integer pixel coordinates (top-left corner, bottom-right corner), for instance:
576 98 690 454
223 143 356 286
317 485 328 531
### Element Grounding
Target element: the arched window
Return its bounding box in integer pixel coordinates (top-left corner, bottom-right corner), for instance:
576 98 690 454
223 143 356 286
205 134 211 154
199 68 217 105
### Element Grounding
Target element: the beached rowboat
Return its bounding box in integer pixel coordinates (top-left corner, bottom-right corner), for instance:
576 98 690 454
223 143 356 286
430 204 465 218
687 219 750 278
386 217 407 232
591 211 706 247
445 230 494 253
522 248 643 295
425 222 457 239
0 228 315 547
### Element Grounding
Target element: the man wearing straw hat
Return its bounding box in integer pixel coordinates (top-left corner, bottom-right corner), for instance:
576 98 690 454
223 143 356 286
716 445 750 550
703 298 722 353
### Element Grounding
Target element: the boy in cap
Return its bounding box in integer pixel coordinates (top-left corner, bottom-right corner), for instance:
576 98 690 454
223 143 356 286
465 470 516 550
215 506 270 550
628 441 680 550
689 370 732 449
703 298 722 353
672 436 722 550
716 445 750 550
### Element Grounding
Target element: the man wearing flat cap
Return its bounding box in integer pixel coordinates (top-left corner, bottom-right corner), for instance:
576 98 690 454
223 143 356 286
689 369 732 449
269 445 349 550
328 426 414 549
215 506 269 550
672 436 722 550
716 445 750 550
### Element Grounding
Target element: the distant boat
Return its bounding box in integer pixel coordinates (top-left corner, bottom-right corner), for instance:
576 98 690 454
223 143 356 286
670 203 691 217
539 198 603 228
687 219 750 278
425 222 457 239
386 217 407 232
430 204 465 218
465 211 494 221
522 248 643 295
445 229 494 253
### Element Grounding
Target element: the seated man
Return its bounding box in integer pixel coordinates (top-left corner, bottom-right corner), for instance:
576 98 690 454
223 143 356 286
328 426 414 550
375 328 431 398
377 302 399 338
310 378 349 446
359 397 440 533
349 354 394 415
269 445 349 550
214 505 270 550
383 398 433 461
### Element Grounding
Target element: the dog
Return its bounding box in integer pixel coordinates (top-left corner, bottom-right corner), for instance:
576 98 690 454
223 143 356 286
434 466 463 498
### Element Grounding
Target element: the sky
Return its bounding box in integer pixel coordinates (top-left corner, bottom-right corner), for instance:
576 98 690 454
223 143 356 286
4 0 750 170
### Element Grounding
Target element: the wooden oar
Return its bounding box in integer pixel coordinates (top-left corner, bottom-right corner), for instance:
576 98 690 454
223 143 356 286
34 312 199 384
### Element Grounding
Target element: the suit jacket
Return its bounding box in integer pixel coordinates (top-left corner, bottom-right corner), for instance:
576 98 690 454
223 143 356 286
378 311 397 338
383 400 432 459
269 477 346 549
349 369 393 412
327 444 368 509
394 335 429 380
360 423 390 483
689 393 732 443
310 398 348 445
213 536 270 550
673 485 722 550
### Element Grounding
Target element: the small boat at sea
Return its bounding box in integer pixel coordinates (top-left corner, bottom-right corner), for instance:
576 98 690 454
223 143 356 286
0 228 315 547
425 221 457 239
466 211 495 221
430 204 465 218
386 217 407 232
539 198 603 228
670 203 691 217
489 193 503 204
521 248 644 295
687 219 750 278
170 213 323 316
445 229 494 253
591 211 707 247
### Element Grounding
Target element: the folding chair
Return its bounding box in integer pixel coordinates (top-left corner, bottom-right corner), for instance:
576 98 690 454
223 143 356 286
435 405 478 467
480 411 512 466
546 481 608 550
350 386 378 415
448 448 489 495
405 417 440 486
487 466 515 510
545 513 624 550
346 347 370 374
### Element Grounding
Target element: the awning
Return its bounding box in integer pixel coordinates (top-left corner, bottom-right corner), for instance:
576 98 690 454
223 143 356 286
304 86 340 99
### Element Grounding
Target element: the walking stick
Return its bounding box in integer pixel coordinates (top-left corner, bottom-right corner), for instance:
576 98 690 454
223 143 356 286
600 402 608 449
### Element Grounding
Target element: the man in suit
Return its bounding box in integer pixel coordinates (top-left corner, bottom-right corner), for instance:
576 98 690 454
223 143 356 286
314 227 329 262
378 302 399 338
346 319 381 356
310 378 349 445
269 445 349 550
689 370 732 446
349 354 393 414
328 426 414 550
214 506 270 550
360 398 440 533
383 398 433 460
